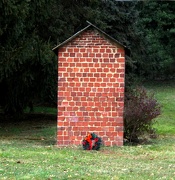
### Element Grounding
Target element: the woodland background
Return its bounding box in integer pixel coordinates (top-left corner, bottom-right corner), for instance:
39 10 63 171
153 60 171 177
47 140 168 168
0 0 175 115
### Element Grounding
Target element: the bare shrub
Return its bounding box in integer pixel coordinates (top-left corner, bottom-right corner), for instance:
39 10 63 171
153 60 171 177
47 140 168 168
124 86 161 143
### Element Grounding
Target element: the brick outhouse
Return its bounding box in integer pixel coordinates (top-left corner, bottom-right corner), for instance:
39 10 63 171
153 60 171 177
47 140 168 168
53 21 127 147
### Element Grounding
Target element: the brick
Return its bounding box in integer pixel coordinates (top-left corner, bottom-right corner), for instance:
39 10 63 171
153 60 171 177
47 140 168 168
104 68 109 73
115 53 120 58
104 59 109 63
67 48 73 53
117 48 124 53
73 48 79 52
59 47 67 52
58 111 63 116
58 107 65 111
99 48 105 53
58 57 66 62
70 53 75 57
63 53 69 57
96 53 101 57
95 64 100 68
105 141 112 146
57 29 125 147
58 116 65 121
117 58 125 63
71 92 76 96
117 78 124 83
84 68 90 72
83 53 88 57
103 53 109 58
109 54 114 58
59 67 66 72
80 48 86 53
97 68 102 72
106 49 111 53
101 73 106 77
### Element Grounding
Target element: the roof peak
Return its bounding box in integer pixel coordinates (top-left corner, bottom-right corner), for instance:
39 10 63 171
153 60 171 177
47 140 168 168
52 21 129 55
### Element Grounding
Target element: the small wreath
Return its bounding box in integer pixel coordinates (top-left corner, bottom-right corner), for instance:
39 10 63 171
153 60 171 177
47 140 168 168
82 133 102 150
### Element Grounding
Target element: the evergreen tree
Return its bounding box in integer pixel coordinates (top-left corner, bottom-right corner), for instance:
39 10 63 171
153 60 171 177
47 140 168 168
136 1 175 79
0 0 57 115
1 0 174 116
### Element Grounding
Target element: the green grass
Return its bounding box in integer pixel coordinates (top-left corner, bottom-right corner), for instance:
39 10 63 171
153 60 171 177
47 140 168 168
0 114 57 144
0 81 175 180
145 80 175 135
25 106 57 115
0 137 175 180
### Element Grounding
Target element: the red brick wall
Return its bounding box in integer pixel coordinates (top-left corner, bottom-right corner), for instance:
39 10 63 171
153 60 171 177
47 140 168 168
57 29 125 146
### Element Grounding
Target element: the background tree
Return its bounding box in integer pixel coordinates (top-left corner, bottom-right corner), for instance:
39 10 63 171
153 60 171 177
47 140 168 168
0 0 57 115
135 1 175 79
0 0 174 116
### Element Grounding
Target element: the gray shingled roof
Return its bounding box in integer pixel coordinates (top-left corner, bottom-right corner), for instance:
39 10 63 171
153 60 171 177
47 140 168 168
52 21 129 55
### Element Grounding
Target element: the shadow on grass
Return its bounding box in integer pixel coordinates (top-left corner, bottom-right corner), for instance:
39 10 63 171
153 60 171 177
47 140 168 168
0 113 57 146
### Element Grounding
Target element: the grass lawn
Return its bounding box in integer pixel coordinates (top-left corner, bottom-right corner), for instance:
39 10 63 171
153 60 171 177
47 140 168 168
145 80 175 135
0 81 175 180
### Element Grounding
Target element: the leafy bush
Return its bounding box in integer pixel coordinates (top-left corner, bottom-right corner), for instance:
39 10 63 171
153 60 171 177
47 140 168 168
124 86 161 143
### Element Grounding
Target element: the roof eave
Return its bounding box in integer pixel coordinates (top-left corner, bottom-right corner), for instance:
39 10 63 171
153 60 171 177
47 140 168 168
52 24 91 55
